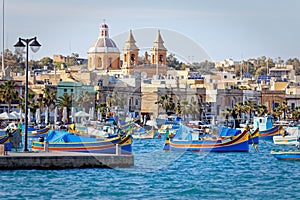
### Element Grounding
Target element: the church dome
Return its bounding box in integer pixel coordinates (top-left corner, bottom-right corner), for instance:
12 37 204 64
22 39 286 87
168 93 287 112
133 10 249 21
88 23 120 53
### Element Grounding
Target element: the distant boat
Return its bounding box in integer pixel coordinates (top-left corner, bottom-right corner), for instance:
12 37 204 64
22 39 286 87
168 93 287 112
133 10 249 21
31 130 132 154
163 125 249 152
132 129 156 139
271 149 300 161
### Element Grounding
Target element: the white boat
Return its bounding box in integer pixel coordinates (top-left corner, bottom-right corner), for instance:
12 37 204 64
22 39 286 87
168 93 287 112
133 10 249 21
132 129 155 139
273 127 300 145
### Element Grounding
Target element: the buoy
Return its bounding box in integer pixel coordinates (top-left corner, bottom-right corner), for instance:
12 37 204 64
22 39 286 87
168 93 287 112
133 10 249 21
157 134 161 138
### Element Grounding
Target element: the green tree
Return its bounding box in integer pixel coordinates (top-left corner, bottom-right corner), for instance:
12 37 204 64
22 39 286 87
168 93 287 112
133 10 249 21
166 54 183 70
96 102 108 119
57 93 73 123
255 104 268 117
76 91 93 112
42 87 57 121
180 100 191 120
291 107 300 120
40 57 54 70
0 80 19 112
156 94 175 115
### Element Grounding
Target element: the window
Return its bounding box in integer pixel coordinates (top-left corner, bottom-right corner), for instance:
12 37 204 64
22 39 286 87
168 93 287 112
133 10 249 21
98 57 102 68
109 58 112 68
124 54 127 62
64 89 67 93
159 55 163 62
135 99 139 106
291 103 295 110
131 54 135 62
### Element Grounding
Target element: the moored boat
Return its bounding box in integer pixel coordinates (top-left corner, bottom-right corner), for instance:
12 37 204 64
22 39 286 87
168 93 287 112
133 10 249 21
163 125 249 152
271 149 300 161
259 125 283 140
32 130 132 154
20 124 50 138
253 116 282 140
132 129 156 139
273 127 300 145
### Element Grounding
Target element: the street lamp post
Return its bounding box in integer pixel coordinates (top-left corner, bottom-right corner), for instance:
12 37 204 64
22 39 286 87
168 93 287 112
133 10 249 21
14 37 41 152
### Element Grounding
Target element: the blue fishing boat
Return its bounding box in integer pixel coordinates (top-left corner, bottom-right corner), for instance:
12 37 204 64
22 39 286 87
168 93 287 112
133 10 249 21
253 116 282 140
163 125 249 152
31 130 132 154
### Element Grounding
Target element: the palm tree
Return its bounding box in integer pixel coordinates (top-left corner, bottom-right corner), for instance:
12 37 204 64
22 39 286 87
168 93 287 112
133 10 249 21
232 102 244 128
0 80 19 112
255 104 268 116
280 100 289 120
291 107 300 121
96 102 108 119
243 100 255 122
180 100 190 119
190 99 203 120
225 108 232 127
156 94 175 115
42 87 57 122
273 107 283 120
57 93 73 123
18 92 37 122
76 91 93 112
175 101 181 115
106 91 125 111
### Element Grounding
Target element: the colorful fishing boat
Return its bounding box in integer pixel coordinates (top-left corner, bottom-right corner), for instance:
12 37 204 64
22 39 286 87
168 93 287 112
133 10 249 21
271 149 300 160
258 125 283 140
163 125 249 152
21 125 50 138
31 130 132 154
253 116 282 140
273 127 300 145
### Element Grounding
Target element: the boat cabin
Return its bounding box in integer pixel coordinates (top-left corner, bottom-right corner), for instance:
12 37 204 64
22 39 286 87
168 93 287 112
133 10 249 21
253 116 274 132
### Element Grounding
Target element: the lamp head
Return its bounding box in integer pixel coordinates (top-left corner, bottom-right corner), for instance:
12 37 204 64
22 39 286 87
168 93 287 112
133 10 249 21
30 37 41 53
13 38 25 54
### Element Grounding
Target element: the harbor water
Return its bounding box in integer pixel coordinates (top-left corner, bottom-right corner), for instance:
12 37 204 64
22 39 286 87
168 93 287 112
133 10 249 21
0 137 299 199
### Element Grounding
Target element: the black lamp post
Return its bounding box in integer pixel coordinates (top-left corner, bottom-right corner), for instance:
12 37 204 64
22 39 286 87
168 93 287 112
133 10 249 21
14 37 41 152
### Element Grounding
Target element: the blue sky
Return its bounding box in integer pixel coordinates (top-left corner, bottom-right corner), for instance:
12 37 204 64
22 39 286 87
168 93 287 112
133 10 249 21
2 0 300 62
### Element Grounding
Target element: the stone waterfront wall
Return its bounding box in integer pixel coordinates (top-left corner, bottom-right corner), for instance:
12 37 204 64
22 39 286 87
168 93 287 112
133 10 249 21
0 153 134 169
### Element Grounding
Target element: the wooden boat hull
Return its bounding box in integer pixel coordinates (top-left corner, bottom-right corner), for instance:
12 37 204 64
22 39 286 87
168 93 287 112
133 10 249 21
259 125 282 140
32 134 132 154
164 130 249 152
271 150 300 160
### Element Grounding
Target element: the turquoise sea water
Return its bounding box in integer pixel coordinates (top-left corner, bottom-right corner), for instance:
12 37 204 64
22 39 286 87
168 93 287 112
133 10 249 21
0 137 300 200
